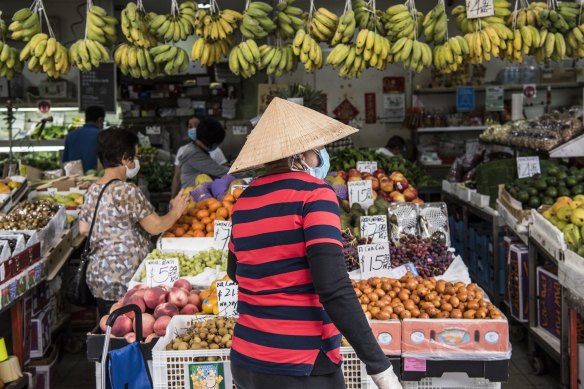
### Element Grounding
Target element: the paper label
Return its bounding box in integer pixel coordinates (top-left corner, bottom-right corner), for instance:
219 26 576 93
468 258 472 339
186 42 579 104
232 126 248 135
486 86 504 111
517 156 541 178
466 0 494 19
360 215 388 242
404 358 427 372
145 125 161 135
213 221 232 250
145 258 180 287
358 242 392 278
348 180 374 210
216 280 238 317
356 161 378 174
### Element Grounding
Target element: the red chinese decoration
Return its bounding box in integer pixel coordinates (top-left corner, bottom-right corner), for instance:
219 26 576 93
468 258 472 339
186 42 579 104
364 93 376 124
332 98 359 124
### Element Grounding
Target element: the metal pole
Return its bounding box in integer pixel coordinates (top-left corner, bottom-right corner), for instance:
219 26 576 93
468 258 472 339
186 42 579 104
6 100 13 169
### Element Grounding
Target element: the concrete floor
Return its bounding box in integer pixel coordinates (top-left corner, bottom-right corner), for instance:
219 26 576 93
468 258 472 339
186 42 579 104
54 337 561 389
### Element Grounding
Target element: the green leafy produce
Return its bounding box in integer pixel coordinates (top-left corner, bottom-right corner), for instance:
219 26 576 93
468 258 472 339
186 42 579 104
139 161 174 193
139 248 227 281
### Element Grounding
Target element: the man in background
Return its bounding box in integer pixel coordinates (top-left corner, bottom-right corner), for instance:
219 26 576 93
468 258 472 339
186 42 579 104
62 105 105 171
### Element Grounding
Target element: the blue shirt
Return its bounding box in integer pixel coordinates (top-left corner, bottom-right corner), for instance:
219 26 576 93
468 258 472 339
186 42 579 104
62 124 100 171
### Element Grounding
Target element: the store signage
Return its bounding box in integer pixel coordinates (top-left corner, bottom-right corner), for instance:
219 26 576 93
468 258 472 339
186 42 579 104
358 242 393 278
456 87 475 112
517 156 541 178
216 280 238 317
523 84 537 98
360 215 388 242
145 125 161 135
185 360 232 389
356 161 378 174
145 258 179 287
485 86 504 111
348 180 374 210
465 0 494 19
232 126 248 135
78 62 116 112
213 221 232 250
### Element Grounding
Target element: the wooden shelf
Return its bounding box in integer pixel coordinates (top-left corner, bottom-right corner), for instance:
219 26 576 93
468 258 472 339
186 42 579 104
414 82 584 95
417 126 487 133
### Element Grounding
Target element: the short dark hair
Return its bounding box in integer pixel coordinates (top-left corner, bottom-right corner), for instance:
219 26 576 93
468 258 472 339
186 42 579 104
186 115 203 126
85 106 105 123
96 128 139 168
386 136 405 150
197 118 225 147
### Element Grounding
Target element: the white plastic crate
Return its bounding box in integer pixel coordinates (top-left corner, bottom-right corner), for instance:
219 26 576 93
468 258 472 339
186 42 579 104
402 373 501 389
152 315 374 388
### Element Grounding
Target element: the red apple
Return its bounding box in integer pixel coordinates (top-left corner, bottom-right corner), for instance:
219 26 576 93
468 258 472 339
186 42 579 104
403 187 418 202
395 179 409 192
348 176 363 182
390 192 406 203
365 176 380 191
337 171 348 181
372 169 386 178
390 172 405 182
348 169 361 177
412 198 425 204
380 180 394 193
361 172 371 179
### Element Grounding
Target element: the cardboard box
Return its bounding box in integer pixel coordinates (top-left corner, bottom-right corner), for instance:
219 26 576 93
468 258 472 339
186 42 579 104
29 346 59 389
498 185 531 223
530 209 566 261
507 244 529 322
50 177 77 192
368 320 402 355
30 308 51 358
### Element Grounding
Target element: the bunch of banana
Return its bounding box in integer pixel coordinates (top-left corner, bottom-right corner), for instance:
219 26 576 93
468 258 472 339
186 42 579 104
274 0 306 40
114 43 158 79
310 8 338 43
86 5 118 46
150 45 189 75
464 25 511 64
228 40 261 78
331 10 356 46
354 29 392 67
258 44 298 76
423 2 448 44
538 3 579 33
9 8 40 41
353 0 386 35
499 25 542 63
191 8 242 41
326 44 366 78
433 36 470 73
241 2 276 39
507 2 547 29
149 2 199 42
292 29 323 73
452 3 508 33
19 33 70 78
0 41 22 79
391 37 432 72
384 3 424 41
0 12 7 40
191 36 234 66
565 25 584 58
69 39 111 72
533 31 567 63
121 2 157 48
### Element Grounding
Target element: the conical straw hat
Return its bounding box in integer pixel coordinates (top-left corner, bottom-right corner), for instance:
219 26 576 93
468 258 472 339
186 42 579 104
229 97 358 173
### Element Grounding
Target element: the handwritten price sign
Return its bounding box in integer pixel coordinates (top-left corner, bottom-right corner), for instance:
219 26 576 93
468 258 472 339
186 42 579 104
360 215 388 242
213 221 232 250
145 258 180 287
348 180 374 210
517 156 541 179
358 242 393 278
466 0 494 19
357 161 378 174
217 280 238 317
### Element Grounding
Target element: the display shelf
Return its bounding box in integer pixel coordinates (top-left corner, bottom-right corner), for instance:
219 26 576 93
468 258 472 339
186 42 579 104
529 237 559 265
414 82 584 95
528 326 561 362
0 139 65 153
417 126 487 133
549 132 584 158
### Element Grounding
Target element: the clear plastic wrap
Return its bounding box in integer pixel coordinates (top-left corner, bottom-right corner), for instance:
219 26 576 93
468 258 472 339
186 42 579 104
559 250 584 301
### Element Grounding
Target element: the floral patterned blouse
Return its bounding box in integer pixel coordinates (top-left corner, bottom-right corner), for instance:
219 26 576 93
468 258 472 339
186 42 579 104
79 181 154 301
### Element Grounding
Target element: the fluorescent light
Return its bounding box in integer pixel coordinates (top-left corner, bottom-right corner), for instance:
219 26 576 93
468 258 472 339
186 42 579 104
0 107 79 112
0 146 64 152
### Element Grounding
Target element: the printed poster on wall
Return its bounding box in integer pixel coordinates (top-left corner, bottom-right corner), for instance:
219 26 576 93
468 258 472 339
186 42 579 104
381 93 405 123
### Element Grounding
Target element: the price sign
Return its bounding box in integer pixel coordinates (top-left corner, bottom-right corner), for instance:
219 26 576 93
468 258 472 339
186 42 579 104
360 215 388 242
356 161 378 174
358 242 392 278
466 0 494 19
216 280 238 317
230 184 248 195
213 221 232 250
348 180 374 210
145 125 161 135
517 156 541 178
145 258 179 287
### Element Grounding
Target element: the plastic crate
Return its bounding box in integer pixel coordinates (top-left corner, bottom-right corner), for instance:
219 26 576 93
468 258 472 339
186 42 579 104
402 373 501 388
152 315 374 388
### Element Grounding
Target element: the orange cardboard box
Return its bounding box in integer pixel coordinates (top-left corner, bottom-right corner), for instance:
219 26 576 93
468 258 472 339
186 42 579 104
369 320 401 356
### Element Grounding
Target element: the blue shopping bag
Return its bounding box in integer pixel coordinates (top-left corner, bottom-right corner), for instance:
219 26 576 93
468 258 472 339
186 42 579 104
100 304 152 389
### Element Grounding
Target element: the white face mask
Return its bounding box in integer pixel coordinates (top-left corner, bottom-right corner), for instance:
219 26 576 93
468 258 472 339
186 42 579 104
125 159 140 179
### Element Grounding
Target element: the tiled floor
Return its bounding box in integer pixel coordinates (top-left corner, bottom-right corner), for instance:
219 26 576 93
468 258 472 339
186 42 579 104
54 337 562 389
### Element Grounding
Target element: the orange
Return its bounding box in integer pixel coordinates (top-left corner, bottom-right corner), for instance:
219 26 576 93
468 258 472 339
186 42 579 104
233 188 244 199
208 200 221 212
216 207 229 219
174 227 186 237
194 230 205 237
206 223 214 233
201 217 212 225
196 209 210 219
184 230 195 237
192 222 205 231
223 194 235 203
215 215 225 221
188 209 198 217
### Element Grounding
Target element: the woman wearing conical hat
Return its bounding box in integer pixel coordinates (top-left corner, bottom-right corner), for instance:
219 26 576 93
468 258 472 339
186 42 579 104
226 98 401 389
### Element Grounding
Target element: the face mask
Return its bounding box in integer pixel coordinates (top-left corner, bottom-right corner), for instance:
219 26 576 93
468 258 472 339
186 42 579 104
125 159 140 179
187 127 197 141
308 148 330 180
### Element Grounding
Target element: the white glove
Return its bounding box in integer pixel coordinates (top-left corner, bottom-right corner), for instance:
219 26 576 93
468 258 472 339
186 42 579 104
371 366 402 389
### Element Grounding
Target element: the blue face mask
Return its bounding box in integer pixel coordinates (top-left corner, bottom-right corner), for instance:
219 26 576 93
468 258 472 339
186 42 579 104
308 148 330 180
187 127 197 141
